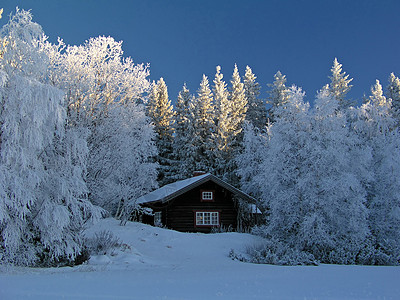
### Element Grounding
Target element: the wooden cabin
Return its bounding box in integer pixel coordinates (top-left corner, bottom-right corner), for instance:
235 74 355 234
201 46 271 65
136 173 259 233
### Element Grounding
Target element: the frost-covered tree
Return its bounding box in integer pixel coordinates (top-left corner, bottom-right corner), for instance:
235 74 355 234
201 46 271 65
57 36 150 126
257 86 311 245
244 65 266 129
300 86 369 263
236 122 268 201
223 64 247 184
212 65 247 183
47 34 155 214
0 9 100 266
213 66 228 122
88 103 158 218
191 75 216 172
229 64 248 138
213 66 230 176
173 84 197 180
328 58 353 110
356 80 400 264
267 71 289 123
147 78 175 185
387 73 400 124
252 85 371 264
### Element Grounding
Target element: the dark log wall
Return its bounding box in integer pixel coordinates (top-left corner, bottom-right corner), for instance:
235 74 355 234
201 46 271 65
151 181 238 233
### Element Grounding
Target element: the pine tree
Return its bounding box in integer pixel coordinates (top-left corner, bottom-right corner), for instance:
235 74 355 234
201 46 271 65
328 58 353 110
191 75 216 173
244 65 266 129
147 78 175 185
267 71 289 122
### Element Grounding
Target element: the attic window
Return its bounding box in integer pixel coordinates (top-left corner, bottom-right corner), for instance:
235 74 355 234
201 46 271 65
201 190 214 201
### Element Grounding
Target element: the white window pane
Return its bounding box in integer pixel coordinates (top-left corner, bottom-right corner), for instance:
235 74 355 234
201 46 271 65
196 212 203 225
204 212 211 224
211 212 218 225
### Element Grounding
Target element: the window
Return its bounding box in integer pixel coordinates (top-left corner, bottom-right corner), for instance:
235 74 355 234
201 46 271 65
201 191 214 201
154 211 162 226
195 212 219 226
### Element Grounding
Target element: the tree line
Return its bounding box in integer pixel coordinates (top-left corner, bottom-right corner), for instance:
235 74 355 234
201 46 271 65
147 64 267 186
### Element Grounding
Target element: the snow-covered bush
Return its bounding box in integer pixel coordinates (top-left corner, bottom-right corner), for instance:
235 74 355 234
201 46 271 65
85 230 123 256
230 240 318 266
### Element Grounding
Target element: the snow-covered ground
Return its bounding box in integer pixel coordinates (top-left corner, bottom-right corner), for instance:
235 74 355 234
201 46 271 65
1 218 399 300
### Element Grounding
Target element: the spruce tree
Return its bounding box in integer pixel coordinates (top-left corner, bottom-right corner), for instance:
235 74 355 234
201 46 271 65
191 75 216 173
173 84 196 179
244 65 266 129
328 58 353 110
213 66 230 177
224 64 247 184
267 71 289 123
147 78 175 185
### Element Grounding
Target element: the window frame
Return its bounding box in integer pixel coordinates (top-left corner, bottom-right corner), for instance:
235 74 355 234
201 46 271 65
194 210 220 227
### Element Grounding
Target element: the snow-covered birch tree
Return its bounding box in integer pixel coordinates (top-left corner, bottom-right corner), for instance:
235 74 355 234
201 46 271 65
356 80 400 264
257 86 311 244
301 86 369 263
236 122 268 201
0 9 100 266
48 34 156 215
88 103 158 218
387 73 400 124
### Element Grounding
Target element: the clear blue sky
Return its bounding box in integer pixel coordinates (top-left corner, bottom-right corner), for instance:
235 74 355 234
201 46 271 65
2 0 400 105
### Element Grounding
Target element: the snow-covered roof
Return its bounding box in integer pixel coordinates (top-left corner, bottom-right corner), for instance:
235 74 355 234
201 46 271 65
136 173 255 204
